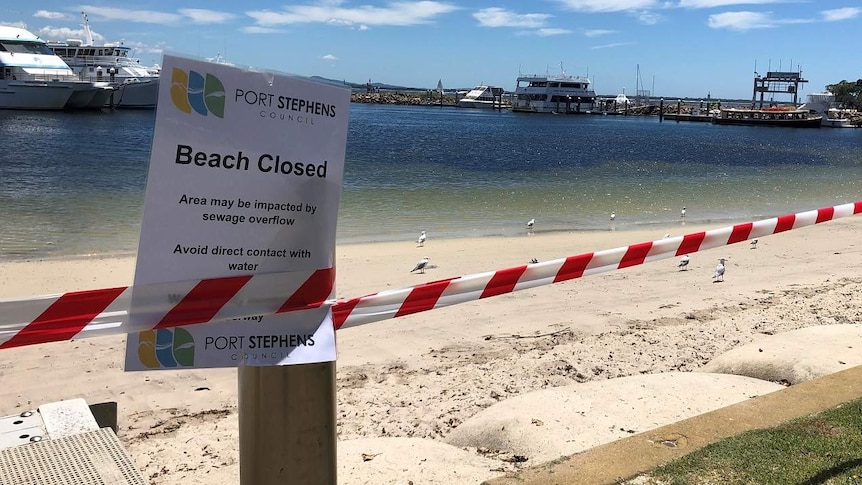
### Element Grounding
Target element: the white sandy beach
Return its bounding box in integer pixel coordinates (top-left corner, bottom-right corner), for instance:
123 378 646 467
1 216 861 484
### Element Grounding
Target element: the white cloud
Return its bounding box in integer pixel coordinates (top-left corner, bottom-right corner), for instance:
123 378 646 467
473 7 551 28
634 10 663 24
708 11 772 29
37 26 105 43
557 0 658 12
247 1 458 27
33 10 68 20
125 41 165 55
536 27 573 36
321 54 338 60
241 26 286 34
178 9 237 24
584 29 617 36
707 10 811 30
678 0 780 7
822 7 860 22
0 21 28 29
80 5 182 24
591 41 635 49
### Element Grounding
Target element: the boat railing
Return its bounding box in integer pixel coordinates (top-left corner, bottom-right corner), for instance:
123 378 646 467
58 54 143 68
7 69 77 83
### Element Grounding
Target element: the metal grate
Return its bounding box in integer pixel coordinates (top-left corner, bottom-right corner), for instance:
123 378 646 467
0 427 148 485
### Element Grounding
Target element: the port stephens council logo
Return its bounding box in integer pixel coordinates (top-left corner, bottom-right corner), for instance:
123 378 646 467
170 68 226 118
137 328 195 368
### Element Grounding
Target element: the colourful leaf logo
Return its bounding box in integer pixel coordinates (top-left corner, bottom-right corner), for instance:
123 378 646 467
137 328 195 368
170 68 225 118
170 68 191 114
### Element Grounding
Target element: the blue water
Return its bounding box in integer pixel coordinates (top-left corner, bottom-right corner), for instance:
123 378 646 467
1 105 860 260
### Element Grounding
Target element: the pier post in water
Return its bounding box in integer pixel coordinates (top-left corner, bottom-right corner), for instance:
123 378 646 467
659 98 664 122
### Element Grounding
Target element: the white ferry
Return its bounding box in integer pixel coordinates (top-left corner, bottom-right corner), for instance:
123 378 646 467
457 85 505 109
512 69 596 114
0 26 111 110
47 13 159 109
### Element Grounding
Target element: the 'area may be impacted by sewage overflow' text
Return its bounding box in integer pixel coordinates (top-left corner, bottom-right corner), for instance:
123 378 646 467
174 193 316 272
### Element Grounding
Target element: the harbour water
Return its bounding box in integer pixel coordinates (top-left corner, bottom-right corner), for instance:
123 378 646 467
1 104 860 261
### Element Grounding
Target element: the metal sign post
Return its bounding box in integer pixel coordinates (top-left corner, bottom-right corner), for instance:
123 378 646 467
238 362 337 485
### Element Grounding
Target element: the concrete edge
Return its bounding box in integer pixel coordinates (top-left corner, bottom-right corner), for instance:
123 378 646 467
483 364 862 485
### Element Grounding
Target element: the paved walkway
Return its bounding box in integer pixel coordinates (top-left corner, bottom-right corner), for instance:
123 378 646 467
484 364 862 485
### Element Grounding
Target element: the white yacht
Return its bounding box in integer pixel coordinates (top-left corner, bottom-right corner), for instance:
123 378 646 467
512 68 596 114
0 25 111 110
47 13 159 109
457 85 505 109
0 26 110 110
799 92 860 128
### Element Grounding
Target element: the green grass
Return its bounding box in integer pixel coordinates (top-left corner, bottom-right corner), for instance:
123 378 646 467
633 397 862 485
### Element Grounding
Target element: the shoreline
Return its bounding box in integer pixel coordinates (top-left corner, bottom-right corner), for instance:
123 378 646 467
1 217 861 483
0 214 752 265
0 219 773 299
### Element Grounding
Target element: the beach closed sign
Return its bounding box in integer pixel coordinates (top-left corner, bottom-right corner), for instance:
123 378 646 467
124 54 350 370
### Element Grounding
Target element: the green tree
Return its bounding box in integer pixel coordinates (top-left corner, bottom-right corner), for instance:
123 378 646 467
826 79 862 109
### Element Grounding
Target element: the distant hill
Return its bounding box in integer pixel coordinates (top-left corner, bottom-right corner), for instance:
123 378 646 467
309 76 426 92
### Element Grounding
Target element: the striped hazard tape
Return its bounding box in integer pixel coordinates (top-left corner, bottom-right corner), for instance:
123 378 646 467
332 201 862 329
1 201 860 350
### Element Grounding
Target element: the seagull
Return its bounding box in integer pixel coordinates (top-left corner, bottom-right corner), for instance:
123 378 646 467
417 230 426 247
680 207 687 218
663 233 671 239
526 218 535 230
610 211 616 222
713 258 726 282
411 256 430 274
678 254 690 271
750 238 758 249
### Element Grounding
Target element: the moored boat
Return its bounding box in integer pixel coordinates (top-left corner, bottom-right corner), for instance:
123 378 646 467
457 85 504 109
47 13 159 109
822 108 861 128
512 67 596 114
713 106 822 128
799 92 860 128
0 25 105 110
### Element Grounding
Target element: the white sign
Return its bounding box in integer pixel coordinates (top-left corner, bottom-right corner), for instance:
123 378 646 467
124 54 350 370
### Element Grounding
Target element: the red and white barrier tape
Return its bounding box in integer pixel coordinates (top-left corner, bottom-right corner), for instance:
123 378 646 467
1 201 860 350
0 269 334 350
332 201 862 329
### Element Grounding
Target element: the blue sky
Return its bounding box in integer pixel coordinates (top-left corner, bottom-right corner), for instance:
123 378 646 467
2 1 860 99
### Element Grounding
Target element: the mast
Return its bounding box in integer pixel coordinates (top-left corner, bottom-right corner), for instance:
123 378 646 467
81 11 95 46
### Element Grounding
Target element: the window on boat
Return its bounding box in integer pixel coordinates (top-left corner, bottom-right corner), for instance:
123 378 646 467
0 41 54 55
529 82 547 88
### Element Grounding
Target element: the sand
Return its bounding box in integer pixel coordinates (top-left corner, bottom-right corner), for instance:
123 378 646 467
1 216 861 484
